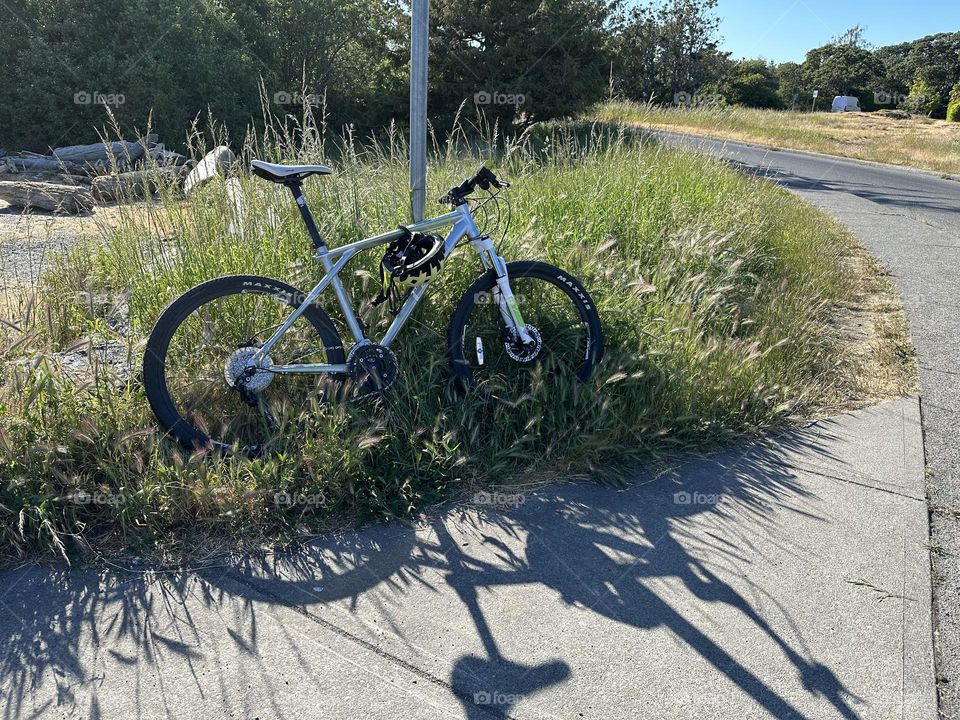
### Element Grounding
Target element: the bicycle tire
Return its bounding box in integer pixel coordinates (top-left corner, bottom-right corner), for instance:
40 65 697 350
143 275 345 451
447 261 603 391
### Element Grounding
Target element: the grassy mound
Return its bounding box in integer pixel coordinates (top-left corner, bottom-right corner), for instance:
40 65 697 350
0 122 906 561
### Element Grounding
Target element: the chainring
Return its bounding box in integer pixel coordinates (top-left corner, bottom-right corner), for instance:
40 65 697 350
348 343 399 397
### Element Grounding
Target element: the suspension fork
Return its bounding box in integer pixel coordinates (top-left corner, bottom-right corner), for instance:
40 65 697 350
471 235 533 344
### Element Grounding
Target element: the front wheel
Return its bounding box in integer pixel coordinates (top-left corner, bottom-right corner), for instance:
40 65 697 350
448 261 603 391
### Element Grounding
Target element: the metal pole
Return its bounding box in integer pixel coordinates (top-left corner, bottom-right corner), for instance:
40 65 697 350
410 0 428 222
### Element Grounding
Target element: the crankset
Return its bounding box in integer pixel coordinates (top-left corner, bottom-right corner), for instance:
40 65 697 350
347 343 399 398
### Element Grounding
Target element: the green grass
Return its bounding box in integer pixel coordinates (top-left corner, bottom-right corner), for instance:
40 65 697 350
0 118 889 562
596 100 960 175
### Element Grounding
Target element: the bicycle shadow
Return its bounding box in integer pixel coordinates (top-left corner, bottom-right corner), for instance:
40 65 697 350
0 423 867 718
209 424 865 718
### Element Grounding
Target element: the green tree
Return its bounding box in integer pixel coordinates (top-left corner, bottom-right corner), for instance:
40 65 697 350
714 59 782 108
0 0 258 151
899 33 960 117
902 77 942 116
774 62 804 108
873 41 913 102
801 30 884 110
613 0 727 103
228 0 407 131
0 0 407 151
428 0 617 126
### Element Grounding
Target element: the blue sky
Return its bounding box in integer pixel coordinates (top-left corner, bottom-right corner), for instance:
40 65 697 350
717 0 960 63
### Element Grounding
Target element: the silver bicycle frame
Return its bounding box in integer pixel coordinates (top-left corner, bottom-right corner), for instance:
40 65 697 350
252 201 529 376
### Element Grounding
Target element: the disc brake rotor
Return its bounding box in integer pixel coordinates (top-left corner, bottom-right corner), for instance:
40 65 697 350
504 325 542 362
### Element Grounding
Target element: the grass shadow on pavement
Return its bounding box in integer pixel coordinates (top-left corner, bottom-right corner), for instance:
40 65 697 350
0 427 868 719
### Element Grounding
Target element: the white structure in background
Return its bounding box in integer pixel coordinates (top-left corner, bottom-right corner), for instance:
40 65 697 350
831 96 861 112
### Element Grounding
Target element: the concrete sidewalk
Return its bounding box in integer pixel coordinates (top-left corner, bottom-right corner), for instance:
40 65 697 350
652 129 960 716
0 398 934 719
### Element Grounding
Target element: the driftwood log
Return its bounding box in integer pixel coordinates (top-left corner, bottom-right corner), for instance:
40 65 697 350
7 155 82 174
147 143 188 166
52 140 146 166
184 146 234 196
91 167 186 202
0 180 93 213
0 169 89 185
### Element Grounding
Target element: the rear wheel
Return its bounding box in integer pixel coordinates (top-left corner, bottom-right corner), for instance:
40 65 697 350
143 275 345 453
448 261 603 392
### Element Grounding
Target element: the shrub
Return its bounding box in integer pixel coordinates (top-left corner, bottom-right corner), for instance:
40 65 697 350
901 78 942 116
948 82 960 122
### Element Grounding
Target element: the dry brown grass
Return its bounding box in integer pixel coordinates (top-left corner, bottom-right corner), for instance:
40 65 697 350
828 243 918 413
597 102 960 175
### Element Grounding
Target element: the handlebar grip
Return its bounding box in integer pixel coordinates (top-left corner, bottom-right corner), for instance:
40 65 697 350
438 167 511 204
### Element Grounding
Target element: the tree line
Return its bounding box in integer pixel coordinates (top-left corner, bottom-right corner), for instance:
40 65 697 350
1 0 958 152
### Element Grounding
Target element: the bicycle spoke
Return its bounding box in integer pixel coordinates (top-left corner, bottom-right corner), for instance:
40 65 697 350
158 288 336 450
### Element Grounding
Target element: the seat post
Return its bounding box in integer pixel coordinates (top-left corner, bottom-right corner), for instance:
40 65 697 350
287 182 326 250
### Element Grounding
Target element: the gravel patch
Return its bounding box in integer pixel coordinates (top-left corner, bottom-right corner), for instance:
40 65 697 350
0 201 99 285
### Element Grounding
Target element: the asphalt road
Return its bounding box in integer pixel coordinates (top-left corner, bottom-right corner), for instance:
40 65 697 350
656 130 960 718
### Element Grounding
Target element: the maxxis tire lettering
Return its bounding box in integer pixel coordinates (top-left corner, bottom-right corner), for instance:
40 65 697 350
447 261 603 391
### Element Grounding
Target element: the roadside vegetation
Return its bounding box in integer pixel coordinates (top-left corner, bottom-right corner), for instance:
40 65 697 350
597 101 960 175
0 115 915 562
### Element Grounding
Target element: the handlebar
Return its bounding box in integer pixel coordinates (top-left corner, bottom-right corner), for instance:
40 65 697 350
439 166 510 205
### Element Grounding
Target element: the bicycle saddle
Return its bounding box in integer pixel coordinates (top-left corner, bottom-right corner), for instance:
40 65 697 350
251 159 332 184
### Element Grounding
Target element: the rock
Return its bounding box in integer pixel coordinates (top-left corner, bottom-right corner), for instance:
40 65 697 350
183 146 235 196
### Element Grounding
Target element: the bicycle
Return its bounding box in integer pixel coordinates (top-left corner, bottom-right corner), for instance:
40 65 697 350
143 162 604 453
